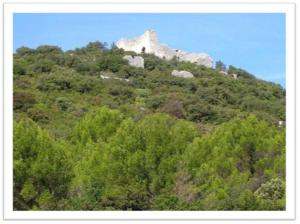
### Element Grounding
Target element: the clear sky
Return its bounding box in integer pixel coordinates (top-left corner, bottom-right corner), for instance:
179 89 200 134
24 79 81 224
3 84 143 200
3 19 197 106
14 13 286 86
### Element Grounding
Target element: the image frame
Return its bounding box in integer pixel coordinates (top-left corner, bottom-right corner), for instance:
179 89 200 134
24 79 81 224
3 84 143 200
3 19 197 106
1 0 297 221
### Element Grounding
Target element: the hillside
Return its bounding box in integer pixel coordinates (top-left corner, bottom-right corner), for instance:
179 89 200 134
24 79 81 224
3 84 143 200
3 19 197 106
13 42 286 211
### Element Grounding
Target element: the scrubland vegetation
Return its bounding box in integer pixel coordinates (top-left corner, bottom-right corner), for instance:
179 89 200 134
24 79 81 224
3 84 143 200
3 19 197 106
13 42 285 210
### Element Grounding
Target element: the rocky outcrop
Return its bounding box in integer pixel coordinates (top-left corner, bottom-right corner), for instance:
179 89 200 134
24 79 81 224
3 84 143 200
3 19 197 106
116 30 213 68
232 73 238 79
123 55 144 68
219 71 238 79
171 70 194 78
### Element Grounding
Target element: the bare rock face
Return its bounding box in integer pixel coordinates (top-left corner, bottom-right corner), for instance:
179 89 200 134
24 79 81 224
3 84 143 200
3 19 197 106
123 55 144 68
171 70 194 78
116 30 213 68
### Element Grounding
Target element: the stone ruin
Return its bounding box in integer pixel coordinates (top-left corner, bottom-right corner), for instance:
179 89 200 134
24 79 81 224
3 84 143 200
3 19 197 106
116 30 213 68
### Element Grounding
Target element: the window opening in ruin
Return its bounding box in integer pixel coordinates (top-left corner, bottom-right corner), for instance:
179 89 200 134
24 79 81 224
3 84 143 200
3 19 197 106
141 46 146 54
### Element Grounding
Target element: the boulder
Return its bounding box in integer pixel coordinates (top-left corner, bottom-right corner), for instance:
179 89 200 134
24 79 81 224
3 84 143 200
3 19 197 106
171 70 194 78
219 71 228 75
123 55 144 68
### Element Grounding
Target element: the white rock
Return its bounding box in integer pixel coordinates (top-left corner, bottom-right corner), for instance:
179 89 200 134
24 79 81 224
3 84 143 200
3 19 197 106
116 30 213 68
232 73 238 79
100 75 111 79
278 120 285 127
100 74 130 82
171 70 194 78
123 55 144 68
114 77 130 82
219 71 228 75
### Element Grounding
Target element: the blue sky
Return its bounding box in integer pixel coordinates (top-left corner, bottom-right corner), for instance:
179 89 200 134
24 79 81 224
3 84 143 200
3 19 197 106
14 13 286 86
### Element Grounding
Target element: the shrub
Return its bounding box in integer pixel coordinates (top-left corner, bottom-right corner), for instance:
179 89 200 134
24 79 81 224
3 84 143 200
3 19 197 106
15 47 35 56
33 59 54 73
98 53 126 73
119 65 144 78
36 45 63 54
144 55 162 71
160 99 186 119
13 92 35 111
55 97 73 111
27 107 49 123
14 59 28 76
187 103 216 122
75 77 99 93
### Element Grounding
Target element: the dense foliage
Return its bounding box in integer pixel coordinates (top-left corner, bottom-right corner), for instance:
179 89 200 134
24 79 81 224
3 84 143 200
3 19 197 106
13 42 285 210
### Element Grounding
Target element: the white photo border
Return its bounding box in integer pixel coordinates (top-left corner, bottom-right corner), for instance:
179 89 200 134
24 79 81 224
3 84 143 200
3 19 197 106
3 1 296 221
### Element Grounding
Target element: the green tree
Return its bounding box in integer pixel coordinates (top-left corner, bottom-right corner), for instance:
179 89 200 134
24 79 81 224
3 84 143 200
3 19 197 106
72 107 124 144
14 119 73 210
182 115 285 210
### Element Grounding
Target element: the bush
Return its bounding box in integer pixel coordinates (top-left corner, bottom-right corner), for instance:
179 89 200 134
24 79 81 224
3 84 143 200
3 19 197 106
55 97 73 111
255 178 285 210
50 79 72 91
36 45 63 54
27 106 49 123
160 99 186 118
75 79 95 93
37 74 72 91
119 65 144 78
146 95 166 110
33 59 54 73
13 92 35 111
14 59 28 76
98 53 126 73
109 85 133 98
15 47 35 56
187 103 216 122
144 55 163 71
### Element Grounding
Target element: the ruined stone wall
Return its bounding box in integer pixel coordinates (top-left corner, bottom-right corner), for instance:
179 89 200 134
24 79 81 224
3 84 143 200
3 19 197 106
116 30 213 68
